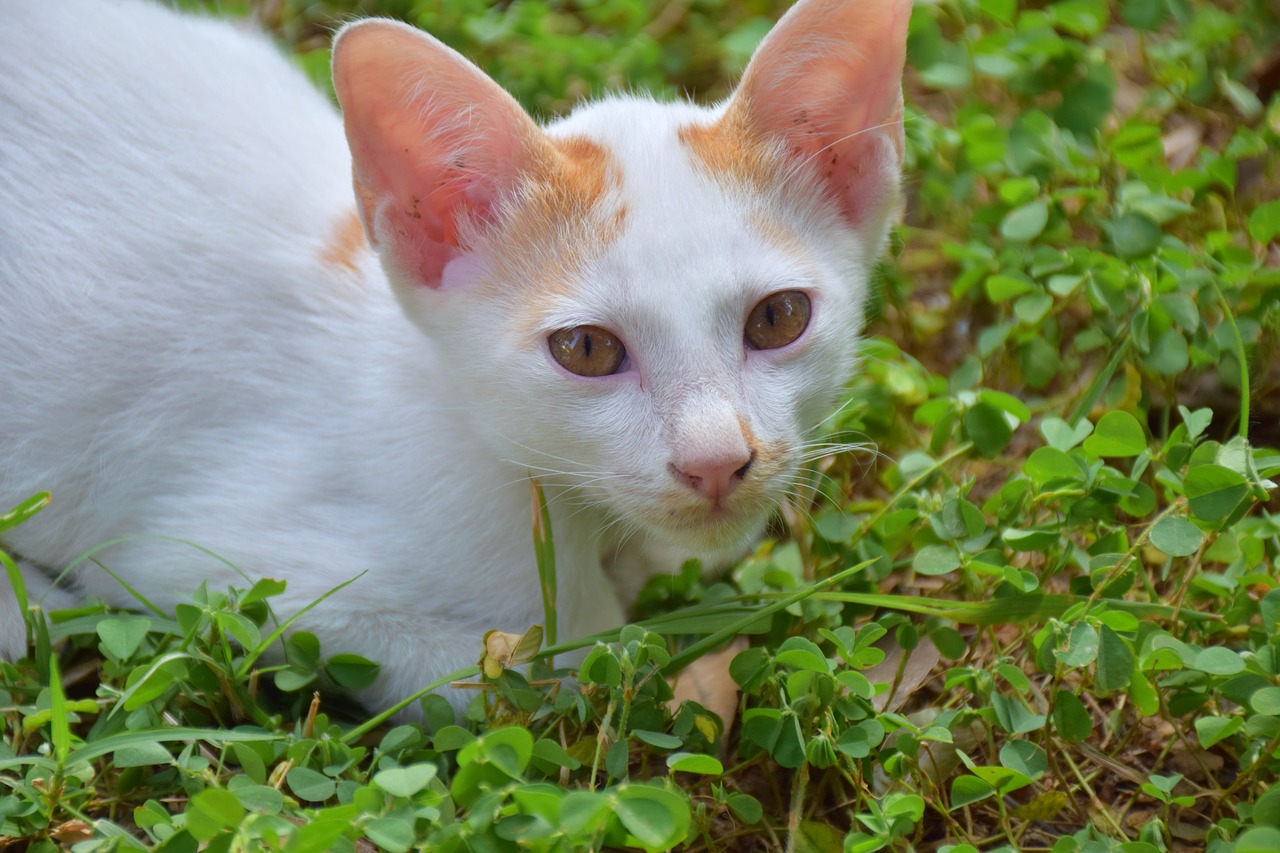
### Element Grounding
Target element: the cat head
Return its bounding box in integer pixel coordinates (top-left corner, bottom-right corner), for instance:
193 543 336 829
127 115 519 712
332 0 909 553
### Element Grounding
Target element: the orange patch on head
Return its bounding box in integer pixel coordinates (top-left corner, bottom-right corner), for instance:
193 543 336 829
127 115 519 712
321 210 369 272
678 101 784 194
547 136 613 212
686 109 822 264
483 134 624 307
750 207 804 255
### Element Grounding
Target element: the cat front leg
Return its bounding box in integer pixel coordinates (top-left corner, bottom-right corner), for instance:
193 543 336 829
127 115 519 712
541 507 628 643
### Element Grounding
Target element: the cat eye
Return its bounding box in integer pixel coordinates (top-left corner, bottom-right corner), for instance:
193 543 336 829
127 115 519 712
548 325 626 376
745 290 811 350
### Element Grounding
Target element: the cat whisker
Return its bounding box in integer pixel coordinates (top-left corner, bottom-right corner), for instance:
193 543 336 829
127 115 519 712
795 440 859 454
478 466 627 505
490 435 601 473
499 462 620 483
802 394 862 437
776 493 821 532
794 441 878 463
593 512 642 551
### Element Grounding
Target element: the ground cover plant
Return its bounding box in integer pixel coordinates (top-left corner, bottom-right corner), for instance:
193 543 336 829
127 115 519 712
2 0 1279 850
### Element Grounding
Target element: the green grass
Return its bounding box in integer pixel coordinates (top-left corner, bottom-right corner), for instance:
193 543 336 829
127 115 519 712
4 0 1280 850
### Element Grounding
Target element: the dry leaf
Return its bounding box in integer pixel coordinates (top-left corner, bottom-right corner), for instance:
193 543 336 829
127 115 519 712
1162 123 1202 171
50 821 94 844
863 635 940 713
481 626 543 678
666 636 748 730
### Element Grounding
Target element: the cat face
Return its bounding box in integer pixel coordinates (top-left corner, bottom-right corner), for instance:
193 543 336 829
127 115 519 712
333 0 910 551
444 104 868 552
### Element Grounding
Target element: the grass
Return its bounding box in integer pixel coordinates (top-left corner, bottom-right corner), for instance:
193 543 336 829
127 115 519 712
3 0 1280 850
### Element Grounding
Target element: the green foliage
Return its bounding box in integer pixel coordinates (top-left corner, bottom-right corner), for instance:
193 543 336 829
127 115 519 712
5 0 1280 850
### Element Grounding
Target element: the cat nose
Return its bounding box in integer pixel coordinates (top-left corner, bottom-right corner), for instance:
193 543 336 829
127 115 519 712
671 450 755 504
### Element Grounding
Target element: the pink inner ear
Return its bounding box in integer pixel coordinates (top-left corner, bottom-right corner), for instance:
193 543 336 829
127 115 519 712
332 19 547 289
734 0 911 227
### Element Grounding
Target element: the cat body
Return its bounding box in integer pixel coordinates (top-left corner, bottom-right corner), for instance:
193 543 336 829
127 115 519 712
0 0 909 711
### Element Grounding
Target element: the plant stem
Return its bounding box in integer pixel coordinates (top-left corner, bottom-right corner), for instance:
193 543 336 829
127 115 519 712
589 696 617 792
340 664 480 744
1210 277 1251 439
784 763 809 853
530 479 558 656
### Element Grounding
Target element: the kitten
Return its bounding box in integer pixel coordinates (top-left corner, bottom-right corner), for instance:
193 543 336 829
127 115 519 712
0 0 909 713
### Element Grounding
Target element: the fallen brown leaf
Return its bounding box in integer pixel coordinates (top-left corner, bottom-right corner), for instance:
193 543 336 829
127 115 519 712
1162 123 1202 171
482 626 543 678
667 636 749 731
50 821 94 844
863 635 941 713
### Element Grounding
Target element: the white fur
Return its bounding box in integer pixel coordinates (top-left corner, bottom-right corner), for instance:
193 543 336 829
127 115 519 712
0 0 900 713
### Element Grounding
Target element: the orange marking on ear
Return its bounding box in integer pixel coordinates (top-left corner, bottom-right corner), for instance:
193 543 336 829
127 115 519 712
321 210 369 272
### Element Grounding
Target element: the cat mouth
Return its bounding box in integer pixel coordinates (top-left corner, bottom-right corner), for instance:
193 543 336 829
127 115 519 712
651 494 775 549
603 452 794 550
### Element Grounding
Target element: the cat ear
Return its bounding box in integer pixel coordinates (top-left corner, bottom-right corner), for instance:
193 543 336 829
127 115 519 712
332 20 548 289
731 0 911 228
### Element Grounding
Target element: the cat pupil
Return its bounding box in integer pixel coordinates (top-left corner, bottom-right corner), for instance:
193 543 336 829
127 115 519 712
744 290 811 351
548 325 624 376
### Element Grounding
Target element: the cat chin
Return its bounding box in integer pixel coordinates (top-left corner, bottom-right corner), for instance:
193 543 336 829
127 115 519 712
595 480 784 556
640 505 772 555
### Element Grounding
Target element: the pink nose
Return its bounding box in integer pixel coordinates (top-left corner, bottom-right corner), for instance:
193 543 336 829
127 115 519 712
671 451 755 504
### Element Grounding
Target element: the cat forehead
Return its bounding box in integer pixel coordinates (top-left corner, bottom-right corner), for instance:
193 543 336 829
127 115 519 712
546 95 762 204
528 97 814 315
547 97 719 156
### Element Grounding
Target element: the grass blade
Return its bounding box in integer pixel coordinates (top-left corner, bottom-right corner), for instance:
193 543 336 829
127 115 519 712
340 664 481 744
0 492 50 535
531 479 557 651
1 549 31 652
236 571 368 679
48 655 71 767
65 727 283 765
661 560 875 674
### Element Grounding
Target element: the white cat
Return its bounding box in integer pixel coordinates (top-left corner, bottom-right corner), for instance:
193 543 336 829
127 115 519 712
0 0 909 713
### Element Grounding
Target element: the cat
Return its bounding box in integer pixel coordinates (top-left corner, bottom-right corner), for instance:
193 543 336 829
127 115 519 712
0 0 909 714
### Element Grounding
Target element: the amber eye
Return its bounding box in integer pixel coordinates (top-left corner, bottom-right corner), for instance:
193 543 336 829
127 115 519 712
745 290 811 350
548 325 626 376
